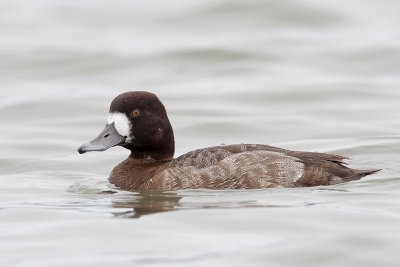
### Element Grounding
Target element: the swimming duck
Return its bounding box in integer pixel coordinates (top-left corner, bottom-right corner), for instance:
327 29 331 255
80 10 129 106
78 91 379 191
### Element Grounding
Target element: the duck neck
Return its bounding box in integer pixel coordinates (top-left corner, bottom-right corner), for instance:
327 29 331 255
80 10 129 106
128 136 175 164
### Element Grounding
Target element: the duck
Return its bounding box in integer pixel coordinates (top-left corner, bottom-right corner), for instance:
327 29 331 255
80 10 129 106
78 91 379 191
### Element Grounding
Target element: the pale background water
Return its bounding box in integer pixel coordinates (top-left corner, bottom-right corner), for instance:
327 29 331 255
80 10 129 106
0 1 399 266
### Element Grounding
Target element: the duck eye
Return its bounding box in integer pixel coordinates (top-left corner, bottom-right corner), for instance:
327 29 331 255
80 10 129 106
131 109 141 118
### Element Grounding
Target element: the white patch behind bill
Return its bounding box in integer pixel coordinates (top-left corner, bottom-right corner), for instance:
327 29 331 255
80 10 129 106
107 112 131 140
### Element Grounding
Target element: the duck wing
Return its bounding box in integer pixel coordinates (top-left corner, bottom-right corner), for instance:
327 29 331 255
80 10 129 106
166 144 379 189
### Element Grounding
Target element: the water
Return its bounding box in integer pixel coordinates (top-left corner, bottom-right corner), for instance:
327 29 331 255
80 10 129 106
1 0 400 266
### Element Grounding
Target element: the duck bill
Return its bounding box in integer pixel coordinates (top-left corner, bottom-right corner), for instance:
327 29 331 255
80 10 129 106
78 123 126 154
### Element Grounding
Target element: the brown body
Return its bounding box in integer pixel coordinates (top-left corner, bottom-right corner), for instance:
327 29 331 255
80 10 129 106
110 144 378 191
78 91 379 191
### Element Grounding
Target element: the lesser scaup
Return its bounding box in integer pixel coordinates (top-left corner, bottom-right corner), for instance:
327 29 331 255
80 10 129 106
78 91 379 190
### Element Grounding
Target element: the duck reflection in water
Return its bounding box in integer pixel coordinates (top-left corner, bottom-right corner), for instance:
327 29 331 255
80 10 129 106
107 189 318 219
111 191 182 218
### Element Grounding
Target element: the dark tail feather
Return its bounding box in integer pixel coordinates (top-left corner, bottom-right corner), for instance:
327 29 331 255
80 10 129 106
360 169 381 176
352 168 381 180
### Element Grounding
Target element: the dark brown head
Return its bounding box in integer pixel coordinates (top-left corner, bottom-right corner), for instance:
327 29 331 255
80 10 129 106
78 91 175 162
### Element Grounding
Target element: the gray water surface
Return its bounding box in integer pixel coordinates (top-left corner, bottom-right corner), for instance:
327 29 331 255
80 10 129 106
1 1 400 267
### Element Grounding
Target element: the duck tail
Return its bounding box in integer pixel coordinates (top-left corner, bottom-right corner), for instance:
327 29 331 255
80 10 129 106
342 168 381 183
354 168 381 179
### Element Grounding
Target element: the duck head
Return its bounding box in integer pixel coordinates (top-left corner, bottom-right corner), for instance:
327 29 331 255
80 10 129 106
78 91 175 162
